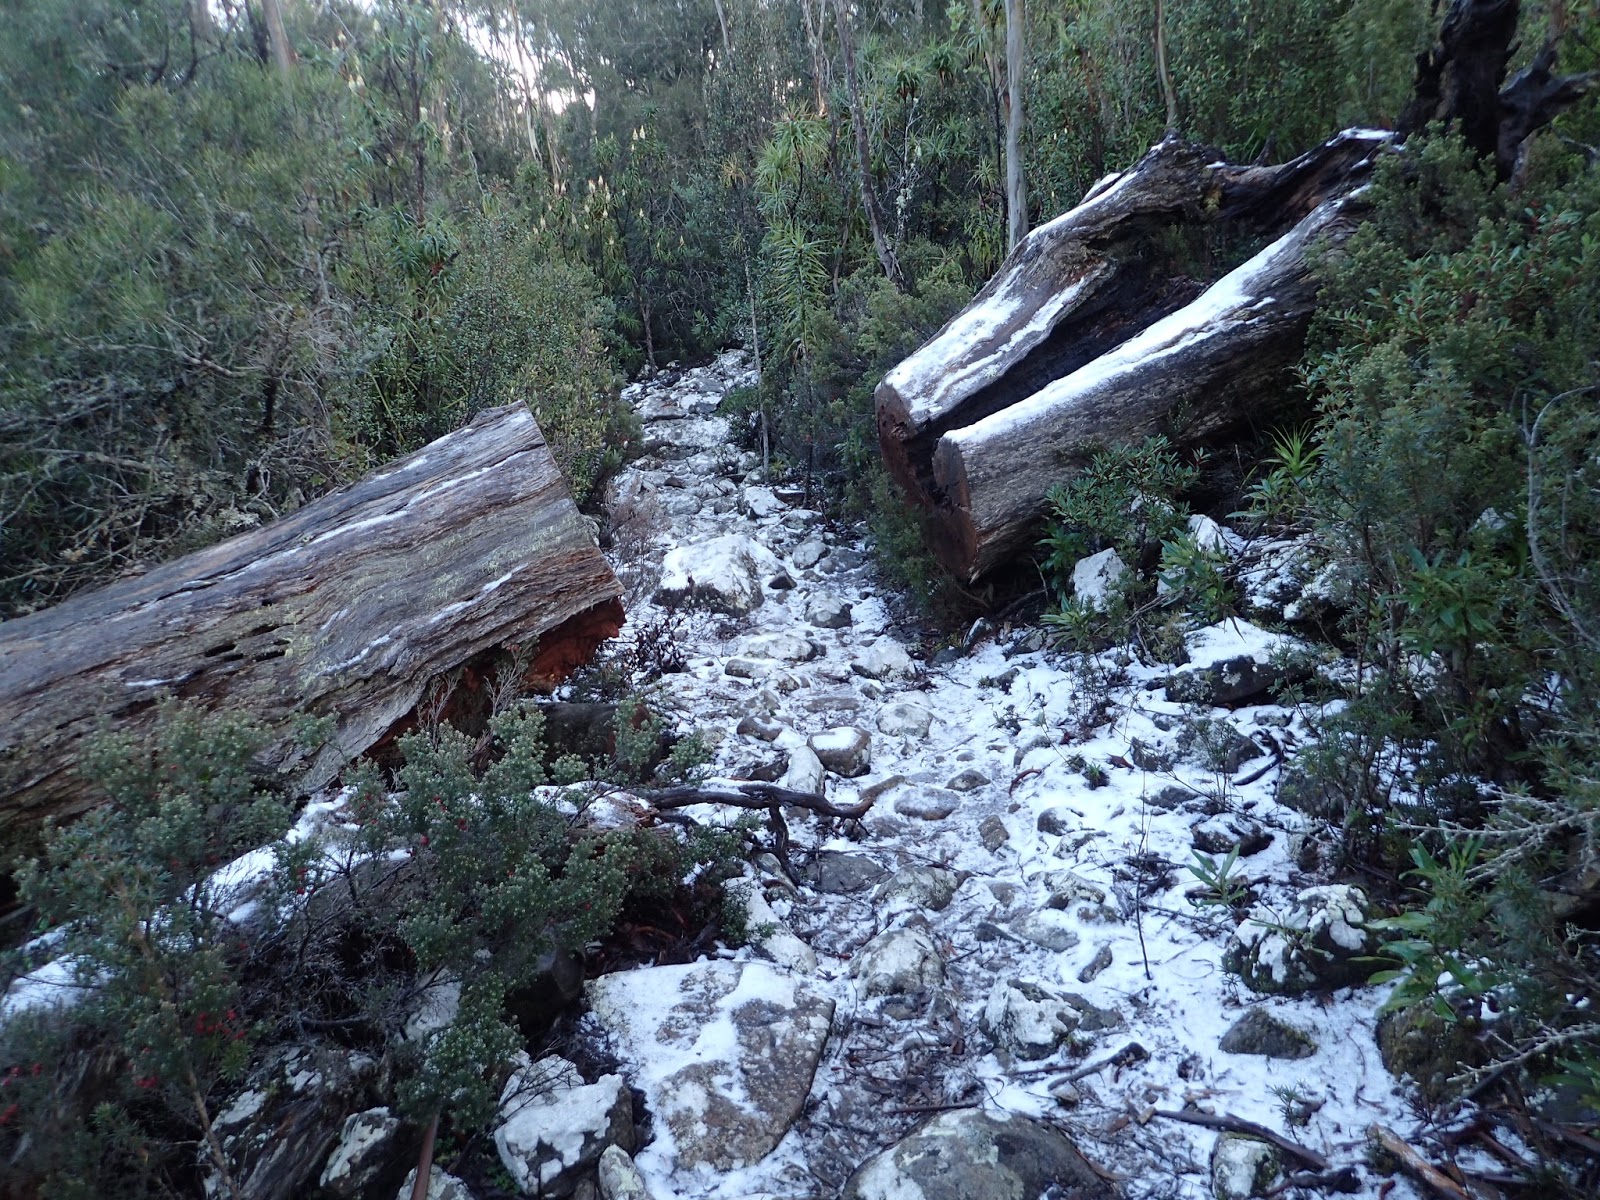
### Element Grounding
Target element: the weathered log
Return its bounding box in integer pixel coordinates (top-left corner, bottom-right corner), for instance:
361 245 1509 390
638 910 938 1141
875 129 1391 508
930 193 1364 579
0 403 624 831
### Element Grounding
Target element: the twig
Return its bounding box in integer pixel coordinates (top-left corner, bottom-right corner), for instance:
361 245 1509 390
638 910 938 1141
1152 1109 1329 1171
1059 1041 1150 1083
1367 1124 1473 1200
887 1101 977 1116
639 782 872 819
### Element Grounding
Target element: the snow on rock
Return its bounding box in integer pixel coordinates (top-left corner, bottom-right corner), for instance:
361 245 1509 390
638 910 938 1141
1217 1008 1319 1059
583 961 834 1173
597 1145 654 1200
807 725 872 777
850 638 915 680
780 743 825 794
1225 884 1379 995
656 535 783 616
1166 618 1311 706
805 593 852 628
494 1054 634 1196
394 1167 475 1200
849 925 945 997
876 701 933 738
873 865 960 913
1072 547 1126 610
741 485 786 519
840 1109 1113 1200
743 882 818 973
981 979 1084 1060
790 537 829 569
319 1108 404 1198
1210 1133 1281 1200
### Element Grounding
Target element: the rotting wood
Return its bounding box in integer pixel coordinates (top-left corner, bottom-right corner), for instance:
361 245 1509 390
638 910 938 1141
1368 1124 1477 1200
0 403 624 832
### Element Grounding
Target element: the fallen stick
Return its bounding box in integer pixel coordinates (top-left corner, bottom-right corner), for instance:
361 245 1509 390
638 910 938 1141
639 783 873 820
1367 1125 1474 1200
1264 1166 1362 1196
1151 1109 1329 1172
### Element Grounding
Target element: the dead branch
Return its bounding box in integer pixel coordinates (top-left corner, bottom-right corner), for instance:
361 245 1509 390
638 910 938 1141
1151 1108 1330 1171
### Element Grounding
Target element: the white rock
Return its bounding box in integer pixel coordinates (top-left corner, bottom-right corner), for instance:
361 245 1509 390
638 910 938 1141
791 537 828 569
742 486 786 518
320 1107 401 1198
1012 909 1081 952
743 884 817 973
781 744 826 795
656 535 783 616
982 979 1082 1060
403 972 460 1041
876 702 933 738
494 1056 633 1196
850 925 945 997
808 726 872 777
893 788 960 821
744 632 820 662
851 639 914 680
805 595 853 629
597 1145 654 1200
1072 548 1126 611
395 1168 474 1200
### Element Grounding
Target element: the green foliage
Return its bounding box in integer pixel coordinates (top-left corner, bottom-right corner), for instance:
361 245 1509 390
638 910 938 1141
1186 844 1248 910
1041 437 1195 583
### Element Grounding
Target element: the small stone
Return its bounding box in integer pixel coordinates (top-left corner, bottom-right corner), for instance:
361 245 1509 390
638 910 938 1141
744 632 820 662
724 657 772 680
979 815 1010 852
974 921 1017 943
1037 807 1075 836
321 1108 404 1198
876 702 934 738
1073 549 1126 611
1128 737 1174 772
742 485 785 518
1149 785 1201 812
782 744 826 795
806 595 853 629
791 538 828 569
852 640 914 680
494 1057 633 1197
809 852 887 894
1077 944 1114 983
736 714 784 742
1192 814 1273 857
850 925 945 997
1224 884 1378 995
597 1146 653 1200
1040 870 1106 908
766 566 796 590
808 726 872 777
1218 1008 1318 1059
1211 1133 1281 1200
930 647 962 667
395 1167 475 1200
894 788 960 821
874 866 960 912
1014 731 1055 765
945 768 990 792
1011 910 1081 952
982 979 1082 1060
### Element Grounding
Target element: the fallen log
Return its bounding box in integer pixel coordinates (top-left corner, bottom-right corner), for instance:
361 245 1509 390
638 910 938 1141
931 193 1362 578
878 0 1597 584
0 403 624 831
875 129 1391 510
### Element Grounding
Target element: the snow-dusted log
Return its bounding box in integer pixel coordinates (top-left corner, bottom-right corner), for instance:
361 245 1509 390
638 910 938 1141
928 197 1358 580
875 130 1391 504
0 403 624 830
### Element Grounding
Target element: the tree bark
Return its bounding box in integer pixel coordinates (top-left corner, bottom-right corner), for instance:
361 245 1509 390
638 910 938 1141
1154 0 1179 135
930 192 1363 579
0 404 624 832
831 0 905 291
260 0 296 74
876 129 1390 516
1003 0 1028 254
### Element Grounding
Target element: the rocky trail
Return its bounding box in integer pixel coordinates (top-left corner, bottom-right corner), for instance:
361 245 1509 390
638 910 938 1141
547 351 1436 1200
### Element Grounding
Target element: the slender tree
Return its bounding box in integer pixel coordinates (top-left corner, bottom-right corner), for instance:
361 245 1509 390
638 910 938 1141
830 0 905 291
261 0 296 74
1003 0 1027 253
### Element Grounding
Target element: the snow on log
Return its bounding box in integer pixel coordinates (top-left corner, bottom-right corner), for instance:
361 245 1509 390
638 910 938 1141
928 197 1360 579
0 403 624 830
876 130 1391 505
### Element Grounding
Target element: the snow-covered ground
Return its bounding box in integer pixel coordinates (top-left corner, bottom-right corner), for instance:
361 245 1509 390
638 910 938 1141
585 350 1442 1200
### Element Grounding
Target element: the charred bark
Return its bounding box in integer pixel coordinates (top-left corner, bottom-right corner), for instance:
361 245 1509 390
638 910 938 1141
0 404 624 831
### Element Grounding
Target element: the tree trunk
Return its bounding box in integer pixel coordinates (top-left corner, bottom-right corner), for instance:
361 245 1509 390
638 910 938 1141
260 0 296 74
1003 0 1028 254
876 130 1389 513
1154 0 1178 134
831 0 905 291
931 194 1360 578
0 404 624 833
